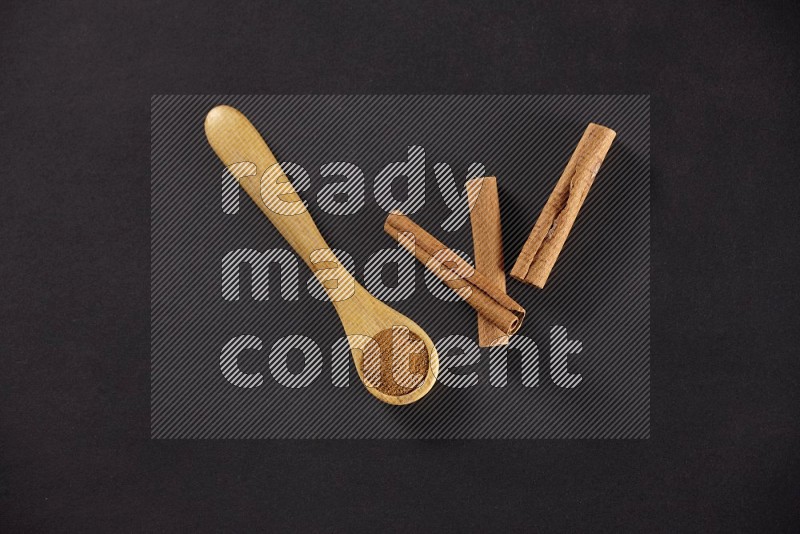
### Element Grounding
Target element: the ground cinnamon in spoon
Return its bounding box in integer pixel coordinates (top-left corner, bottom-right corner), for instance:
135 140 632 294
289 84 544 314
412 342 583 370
370 328 429 396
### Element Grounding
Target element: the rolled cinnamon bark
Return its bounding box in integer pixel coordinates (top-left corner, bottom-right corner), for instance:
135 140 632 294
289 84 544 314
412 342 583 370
466 177 509 347
384 211 525 336
510 123 616 288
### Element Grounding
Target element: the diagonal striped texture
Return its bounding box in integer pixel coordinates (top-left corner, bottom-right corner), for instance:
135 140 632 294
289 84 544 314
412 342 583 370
151 95 650 439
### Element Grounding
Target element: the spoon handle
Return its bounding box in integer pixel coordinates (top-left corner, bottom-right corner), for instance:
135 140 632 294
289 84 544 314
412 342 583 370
204 105 336 273
205 105 361 306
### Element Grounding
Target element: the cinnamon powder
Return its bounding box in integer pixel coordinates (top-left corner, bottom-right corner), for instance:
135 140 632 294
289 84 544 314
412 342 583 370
370 328 428 396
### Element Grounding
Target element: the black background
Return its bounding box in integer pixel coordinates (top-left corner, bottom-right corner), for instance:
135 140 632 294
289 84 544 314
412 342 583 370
1 0 798 531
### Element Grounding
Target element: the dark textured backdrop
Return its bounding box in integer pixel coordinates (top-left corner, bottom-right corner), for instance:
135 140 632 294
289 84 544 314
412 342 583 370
151 95 649 439
1 0 798 530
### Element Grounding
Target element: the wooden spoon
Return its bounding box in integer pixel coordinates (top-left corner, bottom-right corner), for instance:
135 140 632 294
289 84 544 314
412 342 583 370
204 105 438 405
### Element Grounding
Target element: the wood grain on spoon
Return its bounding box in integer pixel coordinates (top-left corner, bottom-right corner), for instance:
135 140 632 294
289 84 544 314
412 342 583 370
204 105 438 404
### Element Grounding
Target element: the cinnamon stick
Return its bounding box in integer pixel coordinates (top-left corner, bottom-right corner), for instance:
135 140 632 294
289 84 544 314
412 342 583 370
510 123 616 288
466 177 509 347
384 212 525 336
